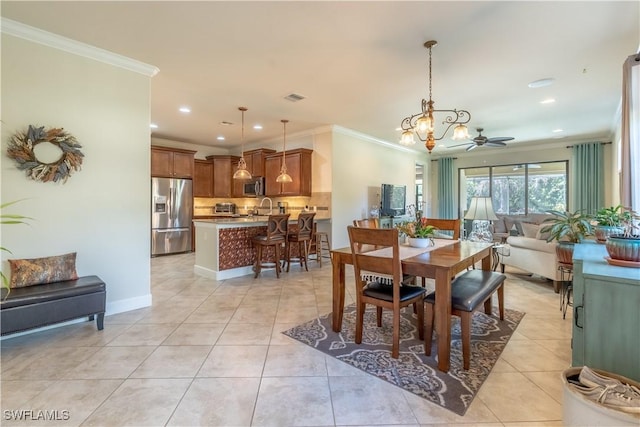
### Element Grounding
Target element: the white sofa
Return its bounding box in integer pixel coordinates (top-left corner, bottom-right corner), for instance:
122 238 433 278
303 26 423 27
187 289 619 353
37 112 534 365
493 214 563 290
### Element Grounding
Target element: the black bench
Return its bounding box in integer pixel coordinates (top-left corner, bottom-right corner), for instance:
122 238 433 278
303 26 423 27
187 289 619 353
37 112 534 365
0 276 106 336
424 270 506 369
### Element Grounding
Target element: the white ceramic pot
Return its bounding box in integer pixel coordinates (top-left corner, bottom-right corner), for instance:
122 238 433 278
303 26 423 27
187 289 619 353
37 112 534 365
407 237 434 248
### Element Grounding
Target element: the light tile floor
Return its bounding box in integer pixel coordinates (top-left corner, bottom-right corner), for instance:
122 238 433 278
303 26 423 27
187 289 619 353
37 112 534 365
1 253 572 426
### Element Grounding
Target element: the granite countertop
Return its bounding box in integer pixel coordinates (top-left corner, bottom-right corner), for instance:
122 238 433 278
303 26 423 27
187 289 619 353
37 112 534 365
193 216 330 225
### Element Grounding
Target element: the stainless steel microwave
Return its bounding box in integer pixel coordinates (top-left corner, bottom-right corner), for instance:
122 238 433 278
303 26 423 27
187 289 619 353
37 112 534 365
243 177 265 197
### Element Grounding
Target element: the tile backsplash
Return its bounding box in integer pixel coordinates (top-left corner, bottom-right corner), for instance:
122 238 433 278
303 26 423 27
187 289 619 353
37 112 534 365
194 192 331 219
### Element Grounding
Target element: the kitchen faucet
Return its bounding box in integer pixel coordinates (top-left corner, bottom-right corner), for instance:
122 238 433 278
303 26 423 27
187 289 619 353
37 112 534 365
259 197 273 214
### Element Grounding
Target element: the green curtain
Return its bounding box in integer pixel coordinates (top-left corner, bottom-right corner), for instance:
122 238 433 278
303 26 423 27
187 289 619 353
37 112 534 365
572 142 604 215
437 157 455 218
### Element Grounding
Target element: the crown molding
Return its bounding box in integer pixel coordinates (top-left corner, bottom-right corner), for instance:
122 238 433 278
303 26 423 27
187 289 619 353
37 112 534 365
1 18 159 77
331 125 422 154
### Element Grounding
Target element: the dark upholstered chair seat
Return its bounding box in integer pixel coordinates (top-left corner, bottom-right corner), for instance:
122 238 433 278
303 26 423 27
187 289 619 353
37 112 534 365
425 270 506 312
424 269 505 370
364 282 426 302
253 235 285 243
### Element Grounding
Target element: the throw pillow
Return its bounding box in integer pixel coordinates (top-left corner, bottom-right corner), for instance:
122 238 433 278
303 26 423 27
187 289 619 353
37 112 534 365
521 222 540 239
492 217 507 233
503 217 520 235
536 226 552 241
9 252 78 288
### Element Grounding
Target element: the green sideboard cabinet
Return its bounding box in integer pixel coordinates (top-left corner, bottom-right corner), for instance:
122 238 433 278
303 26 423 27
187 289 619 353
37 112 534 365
571 243 640 382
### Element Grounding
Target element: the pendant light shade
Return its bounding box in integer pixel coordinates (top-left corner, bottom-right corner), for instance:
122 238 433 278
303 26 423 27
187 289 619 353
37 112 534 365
233 107 252 180
276 119 293 183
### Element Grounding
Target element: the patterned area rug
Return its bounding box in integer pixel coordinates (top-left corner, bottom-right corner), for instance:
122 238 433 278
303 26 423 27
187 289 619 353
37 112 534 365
283 304 524 416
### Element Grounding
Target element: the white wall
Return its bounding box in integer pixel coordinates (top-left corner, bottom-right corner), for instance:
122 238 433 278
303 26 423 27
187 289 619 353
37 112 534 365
331 128 427 249
1 31 154 313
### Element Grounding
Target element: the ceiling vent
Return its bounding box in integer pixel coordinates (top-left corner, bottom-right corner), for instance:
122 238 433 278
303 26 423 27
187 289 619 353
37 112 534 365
284 93 306 102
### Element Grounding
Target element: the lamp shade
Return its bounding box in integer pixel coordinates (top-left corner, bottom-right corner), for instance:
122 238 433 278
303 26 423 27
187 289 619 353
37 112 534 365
464 197 499 221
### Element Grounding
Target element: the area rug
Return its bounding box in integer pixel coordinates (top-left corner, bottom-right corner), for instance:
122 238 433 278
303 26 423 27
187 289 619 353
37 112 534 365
283 304 524 416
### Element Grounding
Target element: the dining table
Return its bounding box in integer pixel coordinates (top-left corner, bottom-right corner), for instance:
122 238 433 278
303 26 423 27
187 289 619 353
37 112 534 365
331 239 494 373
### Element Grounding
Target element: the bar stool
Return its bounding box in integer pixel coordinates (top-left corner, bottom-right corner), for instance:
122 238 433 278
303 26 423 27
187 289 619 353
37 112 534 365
314 229 331 267
252 214 289 278
558 263 573 319
286 212 316 272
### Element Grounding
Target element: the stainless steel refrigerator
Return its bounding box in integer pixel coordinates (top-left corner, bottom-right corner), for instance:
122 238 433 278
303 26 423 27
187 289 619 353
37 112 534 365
151 177 192 256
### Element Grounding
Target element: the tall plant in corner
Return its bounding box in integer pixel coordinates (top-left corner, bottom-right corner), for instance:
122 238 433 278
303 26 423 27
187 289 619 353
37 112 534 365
1 200 32 296
540 209 593 266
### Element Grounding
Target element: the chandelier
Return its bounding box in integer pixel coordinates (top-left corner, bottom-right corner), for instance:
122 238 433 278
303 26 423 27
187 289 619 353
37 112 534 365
399 40 471 153
233 106 252 180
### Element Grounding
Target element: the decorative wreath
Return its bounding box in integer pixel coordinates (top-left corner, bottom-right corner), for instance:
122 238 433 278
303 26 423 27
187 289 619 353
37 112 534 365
7 125 84 184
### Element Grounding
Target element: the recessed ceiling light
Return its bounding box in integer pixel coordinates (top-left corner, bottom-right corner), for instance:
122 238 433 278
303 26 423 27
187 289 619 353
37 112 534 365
216 136 225 141
540 98 556 104
552 129 564 133
528 78 555 88
179 106 191 113
253 125 263 130
150 123 158 129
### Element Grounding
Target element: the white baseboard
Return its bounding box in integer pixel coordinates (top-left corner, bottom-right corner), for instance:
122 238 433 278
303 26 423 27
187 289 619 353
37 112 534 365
0 293 153 341
106 293 152 315
194 264 253 280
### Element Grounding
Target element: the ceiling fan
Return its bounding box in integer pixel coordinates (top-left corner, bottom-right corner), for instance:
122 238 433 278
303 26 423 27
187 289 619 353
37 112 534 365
450 128 514 151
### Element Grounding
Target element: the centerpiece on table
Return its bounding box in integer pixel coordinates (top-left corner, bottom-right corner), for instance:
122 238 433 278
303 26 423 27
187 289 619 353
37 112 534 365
396 207 437 248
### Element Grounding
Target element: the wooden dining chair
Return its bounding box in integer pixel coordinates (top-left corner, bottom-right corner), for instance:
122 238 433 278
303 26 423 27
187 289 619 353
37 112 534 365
353 218 380 229
424 269 505 369
252 214 289 278
422 218 461 240
348 226 427 358
286 212 316 272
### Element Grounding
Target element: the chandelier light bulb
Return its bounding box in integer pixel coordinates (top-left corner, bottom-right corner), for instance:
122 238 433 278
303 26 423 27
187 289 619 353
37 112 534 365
452 124 470 141
400 130 416 146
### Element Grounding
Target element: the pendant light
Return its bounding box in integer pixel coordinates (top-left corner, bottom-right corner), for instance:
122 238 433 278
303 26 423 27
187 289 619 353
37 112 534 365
233 107 252 180
276 119 293 183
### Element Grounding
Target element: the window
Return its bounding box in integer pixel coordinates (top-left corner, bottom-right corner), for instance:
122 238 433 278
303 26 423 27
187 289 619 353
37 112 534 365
459 161 568 216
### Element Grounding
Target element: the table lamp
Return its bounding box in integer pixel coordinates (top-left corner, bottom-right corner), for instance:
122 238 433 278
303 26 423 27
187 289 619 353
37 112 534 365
464 196 499 242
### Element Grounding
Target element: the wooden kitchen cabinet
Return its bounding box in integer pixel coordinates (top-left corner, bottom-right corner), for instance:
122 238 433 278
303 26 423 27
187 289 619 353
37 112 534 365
264 149 312 196
193 159 214 197
206 155 240 198
232 149 277 197
151 146 196 178
243 148 276 176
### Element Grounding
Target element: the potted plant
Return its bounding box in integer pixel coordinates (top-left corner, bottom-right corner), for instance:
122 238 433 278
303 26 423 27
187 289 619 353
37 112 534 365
396 212 437 248
1 200 31 297
540 209 593 265
593 205 631 243
605 208 640 264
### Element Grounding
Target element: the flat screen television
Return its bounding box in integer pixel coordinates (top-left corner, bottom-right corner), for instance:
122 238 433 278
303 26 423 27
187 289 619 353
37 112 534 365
380 184 406 217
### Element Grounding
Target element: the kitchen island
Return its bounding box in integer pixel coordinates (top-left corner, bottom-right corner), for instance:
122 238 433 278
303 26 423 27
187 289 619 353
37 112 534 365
193 216 329 280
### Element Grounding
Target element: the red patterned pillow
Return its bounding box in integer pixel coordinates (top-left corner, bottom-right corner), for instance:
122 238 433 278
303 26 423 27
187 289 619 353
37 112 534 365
9 252 78 288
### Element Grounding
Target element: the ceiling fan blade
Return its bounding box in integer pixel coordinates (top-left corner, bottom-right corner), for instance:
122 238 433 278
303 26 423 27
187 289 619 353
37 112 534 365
449 142 472 148
485 141 507 147
466 144 478 152
487 136 514 143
